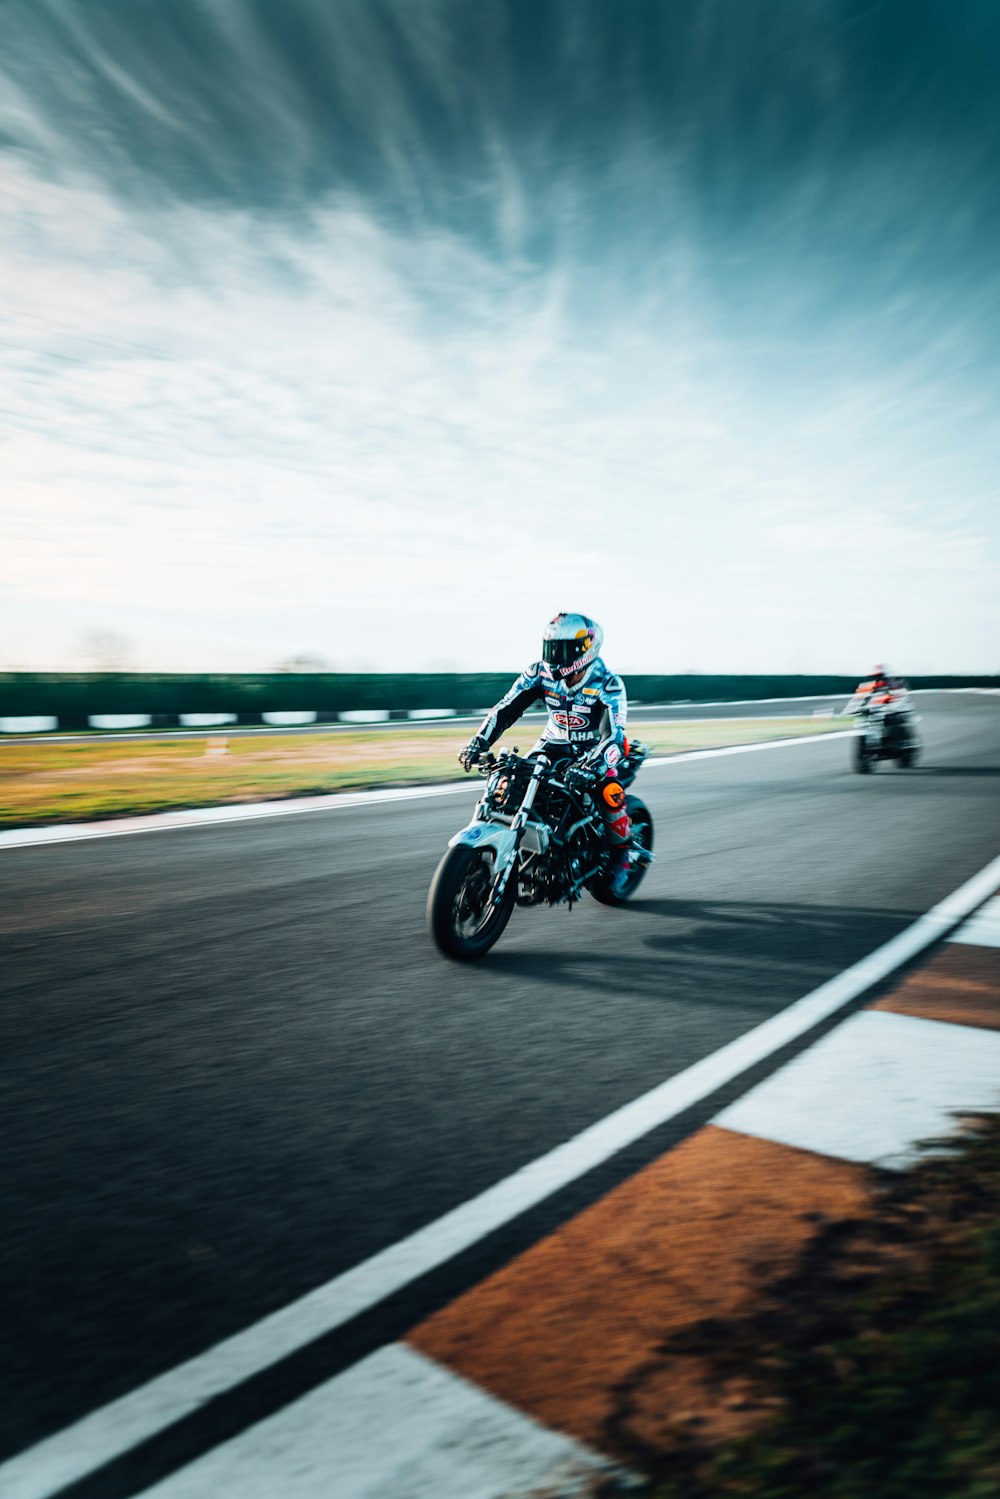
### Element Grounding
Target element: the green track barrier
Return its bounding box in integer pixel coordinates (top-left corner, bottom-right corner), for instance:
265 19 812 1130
1 672 996 726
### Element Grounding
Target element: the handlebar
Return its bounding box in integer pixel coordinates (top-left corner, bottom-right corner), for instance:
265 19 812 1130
480 746 643 782
478 748 541 776
478 749 602 800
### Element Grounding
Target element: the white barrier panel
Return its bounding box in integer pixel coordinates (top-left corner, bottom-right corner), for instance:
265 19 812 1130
339 710 390 723
261 711 318 726
0 716 58 733
179 713 238 727
88 714 152 730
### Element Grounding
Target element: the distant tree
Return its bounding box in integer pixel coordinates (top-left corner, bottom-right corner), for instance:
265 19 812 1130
274 653 333 673
81 630 132 672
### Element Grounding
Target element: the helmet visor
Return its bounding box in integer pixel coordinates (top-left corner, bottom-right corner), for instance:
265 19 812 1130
543 636 589 668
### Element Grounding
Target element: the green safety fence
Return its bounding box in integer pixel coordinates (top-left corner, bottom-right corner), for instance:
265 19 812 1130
1 672 996 726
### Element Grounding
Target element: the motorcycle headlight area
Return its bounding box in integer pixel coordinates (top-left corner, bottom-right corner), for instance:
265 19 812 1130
489 763 531 812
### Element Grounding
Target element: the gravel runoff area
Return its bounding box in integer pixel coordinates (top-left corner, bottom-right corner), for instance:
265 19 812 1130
0 716 846 829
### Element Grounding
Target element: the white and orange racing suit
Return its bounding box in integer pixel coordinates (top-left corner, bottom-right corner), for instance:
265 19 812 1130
848 674 913 719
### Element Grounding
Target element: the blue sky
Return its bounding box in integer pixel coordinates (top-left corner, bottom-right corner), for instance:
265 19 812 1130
1 0 998 673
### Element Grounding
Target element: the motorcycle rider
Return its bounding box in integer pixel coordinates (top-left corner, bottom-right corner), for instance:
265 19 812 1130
847 664 913 718
459 613 634 895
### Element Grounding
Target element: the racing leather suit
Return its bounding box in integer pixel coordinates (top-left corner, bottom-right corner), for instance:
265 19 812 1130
473 657 631 850
851 675 913 720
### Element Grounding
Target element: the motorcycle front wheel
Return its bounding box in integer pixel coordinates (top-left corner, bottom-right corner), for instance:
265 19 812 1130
428 845 517 961
854 736 875 774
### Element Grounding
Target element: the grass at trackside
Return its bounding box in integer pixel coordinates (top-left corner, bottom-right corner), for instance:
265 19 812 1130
647 1116 1000 1499
0 717 847 829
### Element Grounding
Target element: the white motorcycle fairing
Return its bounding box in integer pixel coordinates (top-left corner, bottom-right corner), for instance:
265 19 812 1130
448 820 519 867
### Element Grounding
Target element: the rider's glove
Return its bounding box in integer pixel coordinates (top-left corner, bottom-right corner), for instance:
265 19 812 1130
564 761 599 796
459 735 489 771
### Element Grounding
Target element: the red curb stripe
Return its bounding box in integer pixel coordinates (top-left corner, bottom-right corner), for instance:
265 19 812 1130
871 943 1000 1032
410 1127 871 1461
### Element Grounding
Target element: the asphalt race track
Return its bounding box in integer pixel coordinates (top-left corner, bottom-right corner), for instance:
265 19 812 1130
2 693 998 1493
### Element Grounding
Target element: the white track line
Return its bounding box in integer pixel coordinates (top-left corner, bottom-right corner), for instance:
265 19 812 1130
4 847 999 1499
0 730 852 852
0 782 476 852
642 730 853 768
950 895 1000 948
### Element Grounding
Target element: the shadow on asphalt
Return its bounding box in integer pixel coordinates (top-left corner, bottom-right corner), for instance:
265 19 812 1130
483 896 914 1006
635 895 908 962
904 766 1000 777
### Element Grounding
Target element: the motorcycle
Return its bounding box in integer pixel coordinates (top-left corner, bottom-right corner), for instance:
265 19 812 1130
428 743 655 960
849 695 921 774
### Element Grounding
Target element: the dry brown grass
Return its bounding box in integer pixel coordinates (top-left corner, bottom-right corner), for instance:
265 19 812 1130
0 717 844 828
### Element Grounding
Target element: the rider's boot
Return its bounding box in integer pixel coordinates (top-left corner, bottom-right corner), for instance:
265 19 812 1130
607 847 632 896
600 779 632 896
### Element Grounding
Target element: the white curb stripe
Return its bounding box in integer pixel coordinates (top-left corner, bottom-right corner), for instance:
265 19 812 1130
135 1344 624 1499
0 730 852 852
949 896 1000 949
4 847 999 1499
715 1008 1000 1168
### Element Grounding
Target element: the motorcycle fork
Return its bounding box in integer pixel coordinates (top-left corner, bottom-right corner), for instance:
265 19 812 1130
489 759 546 902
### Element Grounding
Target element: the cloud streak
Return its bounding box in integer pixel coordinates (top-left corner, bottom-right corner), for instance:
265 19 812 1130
1 0 998 671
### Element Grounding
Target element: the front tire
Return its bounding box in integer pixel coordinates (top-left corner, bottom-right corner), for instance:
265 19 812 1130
428 845 517 961
590 796 655 907
854 736 875 774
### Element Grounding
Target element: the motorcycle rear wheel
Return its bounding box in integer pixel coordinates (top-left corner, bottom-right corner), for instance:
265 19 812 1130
428 845 517 961
590 796 655 907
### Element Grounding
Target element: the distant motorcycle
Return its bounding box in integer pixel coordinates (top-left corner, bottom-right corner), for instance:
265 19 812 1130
848 695 921 774
428 744 654 960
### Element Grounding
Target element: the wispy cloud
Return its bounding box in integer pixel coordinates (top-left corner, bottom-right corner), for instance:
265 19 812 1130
2 1 998 671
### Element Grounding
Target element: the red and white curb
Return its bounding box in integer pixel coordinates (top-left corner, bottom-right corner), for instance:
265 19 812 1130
406 892 1000 1480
